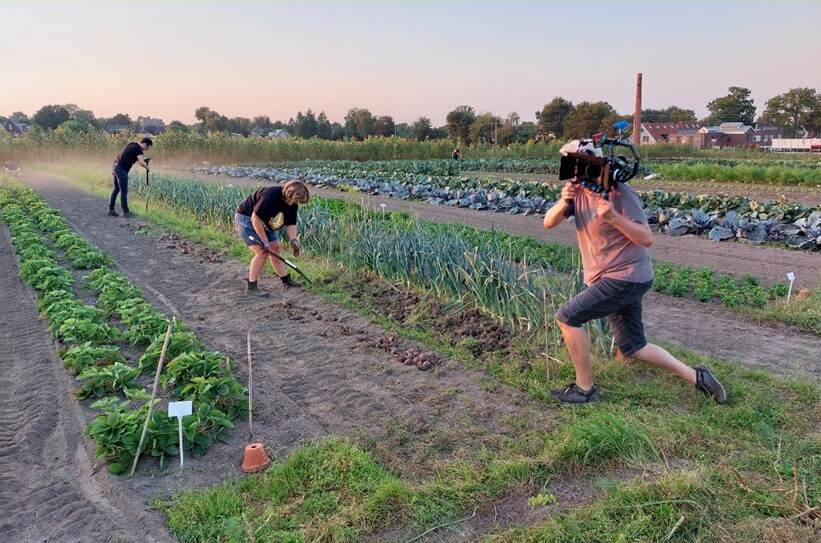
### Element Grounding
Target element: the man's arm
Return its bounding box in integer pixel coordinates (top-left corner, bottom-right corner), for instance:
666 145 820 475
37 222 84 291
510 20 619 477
136 155 149 170
596 199 653 247
543 182 576 229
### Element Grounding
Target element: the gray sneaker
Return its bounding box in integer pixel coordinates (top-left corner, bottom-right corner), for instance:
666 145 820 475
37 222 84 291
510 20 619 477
550 383 600 404
694 365 727 404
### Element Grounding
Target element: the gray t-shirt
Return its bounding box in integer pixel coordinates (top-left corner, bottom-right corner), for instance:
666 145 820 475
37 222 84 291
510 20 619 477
570 183 653 285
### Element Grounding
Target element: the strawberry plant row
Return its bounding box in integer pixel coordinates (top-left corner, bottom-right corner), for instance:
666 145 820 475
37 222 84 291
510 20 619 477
0 181 246 474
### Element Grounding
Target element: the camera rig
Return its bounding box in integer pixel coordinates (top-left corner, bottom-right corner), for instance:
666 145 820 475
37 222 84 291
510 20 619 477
559 127 642 203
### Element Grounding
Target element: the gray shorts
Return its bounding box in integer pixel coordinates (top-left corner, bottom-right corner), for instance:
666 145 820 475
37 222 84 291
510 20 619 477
556 278 653 356
234 213 278 246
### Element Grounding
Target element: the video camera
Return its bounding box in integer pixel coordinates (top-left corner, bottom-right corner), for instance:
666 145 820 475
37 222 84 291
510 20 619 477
559 121 642 201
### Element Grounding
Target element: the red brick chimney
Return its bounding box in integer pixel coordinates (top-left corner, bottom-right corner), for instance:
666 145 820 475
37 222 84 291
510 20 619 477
633 73 642 146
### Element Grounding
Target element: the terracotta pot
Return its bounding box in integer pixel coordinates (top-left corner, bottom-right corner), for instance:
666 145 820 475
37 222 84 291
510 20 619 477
796 288 811 299
241 442 271 474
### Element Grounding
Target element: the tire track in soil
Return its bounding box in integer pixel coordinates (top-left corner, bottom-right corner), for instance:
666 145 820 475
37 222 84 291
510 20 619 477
0 225 174 543
168 169 821 380
19 173 563 533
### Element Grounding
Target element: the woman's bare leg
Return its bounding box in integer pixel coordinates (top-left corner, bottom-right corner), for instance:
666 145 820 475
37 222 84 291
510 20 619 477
266 241 288 277
248 245 267 282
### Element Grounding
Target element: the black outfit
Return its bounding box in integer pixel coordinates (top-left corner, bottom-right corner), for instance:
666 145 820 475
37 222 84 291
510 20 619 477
109 142 143 213
236 186 298 227
555 278 653 356
115 142 144 172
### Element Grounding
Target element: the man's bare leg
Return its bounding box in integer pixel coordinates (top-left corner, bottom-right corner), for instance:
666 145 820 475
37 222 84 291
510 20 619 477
626 343 697 384
557 320 594 390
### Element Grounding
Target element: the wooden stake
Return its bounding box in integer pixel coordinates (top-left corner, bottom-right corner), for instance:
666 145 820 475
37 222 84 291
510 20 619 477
247 329 253 438
542 288 549 380
130 323 173 478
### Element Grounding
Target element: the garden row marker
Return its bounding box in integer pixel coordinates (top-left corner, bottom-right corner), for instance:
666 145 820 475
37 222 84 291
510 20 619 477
786 272 796 302
247 329 254 438
168 400 192 469
129 323 173 478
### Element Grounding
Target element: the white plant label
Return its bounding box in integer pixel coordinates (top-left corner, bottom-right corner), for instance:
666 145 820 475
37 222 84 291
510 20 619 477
168 401 193 468
168 401 192 417
786 272 795 302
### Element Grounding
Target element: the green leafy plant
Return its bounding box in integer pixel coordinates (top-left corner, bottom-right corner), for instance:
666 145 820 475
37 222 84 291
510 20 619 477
162 351 225 390
62 343 126 374
76 362 139 399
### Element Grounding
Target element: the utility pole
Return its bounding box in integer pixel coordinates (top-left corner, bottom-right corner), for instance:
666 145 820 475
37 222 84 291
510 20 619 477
633 72 642 146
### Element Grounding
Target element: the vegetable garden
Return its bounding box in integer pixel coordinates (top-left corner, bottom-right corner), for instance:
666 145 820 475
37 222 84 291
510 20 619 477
2 166 819 542
0 181 247 474
196 163 821 250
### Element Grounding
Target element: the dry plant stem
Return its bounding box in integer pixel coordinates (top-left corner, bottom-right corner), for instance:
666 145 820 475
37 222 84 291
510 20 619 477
665 514 686 541
247 329 253 438
542 289 550 380
403 508 478 543
129 323 173 478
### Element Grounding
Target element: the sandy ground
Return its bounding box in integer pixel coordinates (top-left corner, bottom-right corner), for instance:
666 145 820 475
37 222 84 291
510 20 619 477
170 168 820 289
0 225 174 543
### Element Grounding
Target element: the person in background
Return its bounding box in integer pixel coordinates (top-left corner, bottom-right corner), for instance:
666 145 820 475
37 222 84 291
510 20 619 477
109 137 152 217
451 147 461 161
542 140 727 405
234 181 310 294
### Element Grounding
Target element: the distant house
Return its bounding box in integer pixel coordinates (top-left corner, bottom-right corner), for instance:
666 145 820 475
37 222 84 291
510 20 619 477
753 125 783 148
699 122 754 148
3 120 26 136
251 128 290 139
137 116 165 134
639 122 702 146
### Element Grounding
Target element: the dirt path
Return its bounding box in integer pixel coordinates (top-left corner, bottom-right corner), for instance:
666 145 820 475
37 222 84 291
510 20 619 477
463 170 821 206
0 225 174 543
171 168 820 289
18 172 560 513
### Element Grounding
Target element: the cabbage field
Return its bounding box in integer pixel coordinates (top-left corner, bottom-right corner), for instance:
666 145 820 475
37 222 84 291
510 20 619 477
196 162 821 250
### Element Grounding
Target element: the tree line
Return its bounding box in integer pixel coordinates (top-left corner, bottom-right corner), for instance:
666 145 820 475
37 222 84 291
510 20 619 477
4 87 819 143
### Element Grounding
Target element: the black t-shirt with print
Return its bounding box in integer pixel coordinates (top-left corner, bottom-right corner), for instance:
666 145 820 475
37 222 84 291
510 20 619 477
236 186 298 228
115 142 144 172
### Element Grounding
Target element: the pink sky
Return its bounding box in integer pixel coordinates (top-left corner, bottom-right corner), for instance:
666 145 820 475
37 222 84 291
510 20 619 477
2 1 820 124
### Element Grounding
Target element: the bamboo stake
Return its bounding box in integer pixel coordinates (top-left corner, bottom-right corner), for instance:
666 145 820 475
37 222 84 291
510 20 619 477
247 329 253 438
542 288 550 380
130 323 173 478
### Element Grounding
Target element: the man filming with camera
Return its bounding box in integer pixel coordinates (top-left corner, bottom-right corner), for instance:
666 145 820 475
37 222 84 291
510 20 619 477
543 139 727 405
